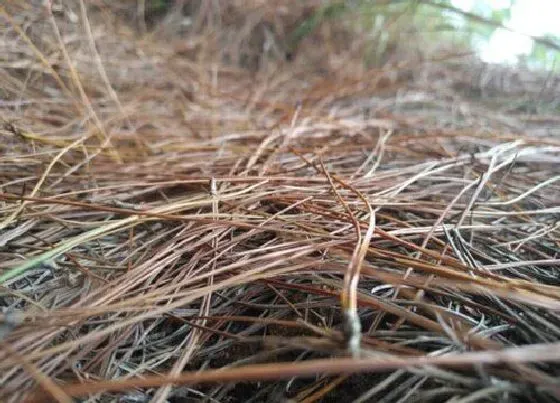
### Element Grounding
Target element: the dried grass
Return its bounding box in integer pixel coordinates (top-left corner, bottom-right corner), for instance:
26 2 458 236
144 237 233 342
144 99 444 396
1 1 560 402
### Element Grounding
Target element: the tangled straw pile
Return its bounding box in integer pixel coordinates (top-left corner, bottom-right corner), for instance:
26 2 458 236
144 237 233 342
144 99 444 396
1 1 560 402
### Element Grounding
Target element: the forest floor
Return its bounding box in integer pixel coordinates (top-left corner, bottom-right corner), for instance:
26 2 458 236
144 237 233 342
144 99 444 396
1 2 560 402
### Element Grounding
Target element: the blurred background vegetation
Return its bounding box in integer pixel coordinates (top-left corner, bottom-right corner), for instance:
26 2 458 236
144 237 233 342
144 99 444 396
145 0 560 71
291 0 560 71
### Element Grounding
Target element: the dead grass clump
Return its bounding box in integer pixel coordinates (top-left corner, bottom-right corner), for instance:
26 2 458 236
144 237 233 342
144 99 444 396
1 1 560 402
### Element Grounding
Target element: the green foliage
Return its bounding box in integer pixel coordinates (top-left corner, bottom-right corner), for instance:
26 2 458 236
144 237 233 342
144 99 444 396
490 7 511 24
147 0 172 14
288 2 349 53
145 0 174 23
527 34 560 71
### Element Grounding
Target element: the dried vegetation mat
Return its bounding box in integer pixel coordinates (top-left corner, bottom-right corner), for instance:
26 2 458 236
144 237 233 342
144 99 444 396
1 1 560 402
